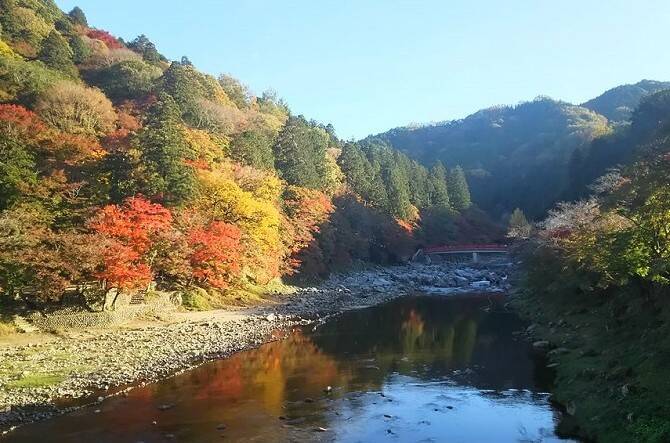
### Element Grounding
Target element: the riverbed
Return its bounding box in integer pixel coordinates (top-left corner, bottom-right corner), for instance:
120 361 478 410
4 294 575 442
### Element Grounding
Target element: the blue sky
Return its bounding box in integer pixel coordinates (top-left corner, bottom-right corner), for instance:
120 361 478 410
56 0 670 139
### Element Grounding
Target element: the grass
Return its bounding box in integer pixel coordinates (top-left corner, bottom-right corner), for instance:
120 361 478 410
512 283 670 443
6 373 65 389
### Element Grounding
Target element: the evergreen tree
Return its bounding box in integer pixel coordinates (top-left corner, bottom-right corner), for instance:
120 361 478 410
429 161 451 208
230 130 275 170
273 116 329 189
448 165 471 211
37 30 76 76
136 94 196 205
68 7 88 27
383 164 413 219
338 142 370 196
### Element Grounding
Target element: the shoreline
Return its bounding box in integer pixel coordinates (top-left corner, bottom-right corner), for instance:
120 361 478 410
0 260 511 436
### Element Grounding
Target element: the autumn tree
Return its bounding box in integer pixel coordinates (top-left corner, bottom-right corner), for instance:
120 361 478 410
89 196 172 291
218 74 251 109
36 81 116 136
188 221 243 289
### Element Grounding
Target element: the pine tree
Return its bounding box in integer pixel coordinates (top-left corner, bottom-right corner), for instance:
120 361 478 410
136 94 196 205
37 30 76 76
429 161 451 208
448 165 471 211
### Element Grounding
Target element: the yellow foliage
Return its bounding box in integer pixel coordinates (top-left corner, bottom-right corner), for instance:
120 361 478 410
194 168 284 280
232 165 283 202
183 127 229 165
0 40 17 58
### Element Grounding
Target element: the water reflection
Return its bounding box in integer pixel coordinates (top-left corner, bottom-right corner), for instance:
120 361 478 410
5 295 573 442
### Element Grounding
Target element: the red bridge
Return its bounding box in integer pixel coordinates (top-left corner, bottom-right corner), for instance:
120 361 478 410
414 244 508 262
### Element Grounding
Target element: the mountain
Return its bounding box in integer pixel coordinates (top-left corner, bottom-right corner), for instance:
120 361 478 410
371 97 610 219
582 79 670 123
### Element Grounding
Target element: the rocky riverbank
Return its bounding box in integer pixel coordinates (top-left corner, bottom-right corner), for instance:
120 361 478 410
0 259 511 435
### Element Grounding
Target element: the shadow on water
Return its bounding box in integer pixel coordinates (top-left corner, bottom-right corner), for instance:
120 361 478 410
4 294 575 443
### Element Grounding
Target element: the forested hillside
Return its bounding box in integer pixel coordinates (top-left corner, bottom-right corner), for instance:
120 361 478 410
0 1 494 308
373 98 610 218
374 80 670 220
581 79 670 124
516 86 670 443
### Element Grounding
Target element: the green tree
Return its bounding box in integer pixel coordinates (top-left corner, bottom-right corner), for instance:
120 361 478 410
383 163 413 219
68 6 88 27
87 59 161 101
0 136 36 210
273 116 329 189
229 130 275 169
136 94 196 205
429 161 450 208
448 165 471 211
37 30 76 76
338 142 370 196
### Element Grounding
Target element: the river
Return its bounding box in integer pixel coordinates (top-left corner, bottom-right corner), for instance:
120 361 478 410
4 294 575 442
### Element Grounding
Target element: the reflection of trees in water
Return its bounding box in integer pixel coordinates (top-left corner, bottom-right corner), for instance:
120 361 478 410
312 296 542 391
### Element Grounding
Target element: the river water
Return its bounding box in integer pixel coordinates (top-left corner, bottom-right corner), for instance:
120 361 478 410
5 294 575 442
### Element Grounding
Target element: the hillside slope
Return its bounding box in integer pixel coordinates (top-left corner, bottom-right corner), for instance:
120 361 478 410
373 98 610 218
582 79 670 123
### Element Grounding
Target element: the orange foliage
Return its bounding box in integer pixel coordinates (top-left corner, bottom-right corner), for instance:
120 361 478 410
0 104 47 140
89 196 172 288
187 221 243 289
282 186 334 274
